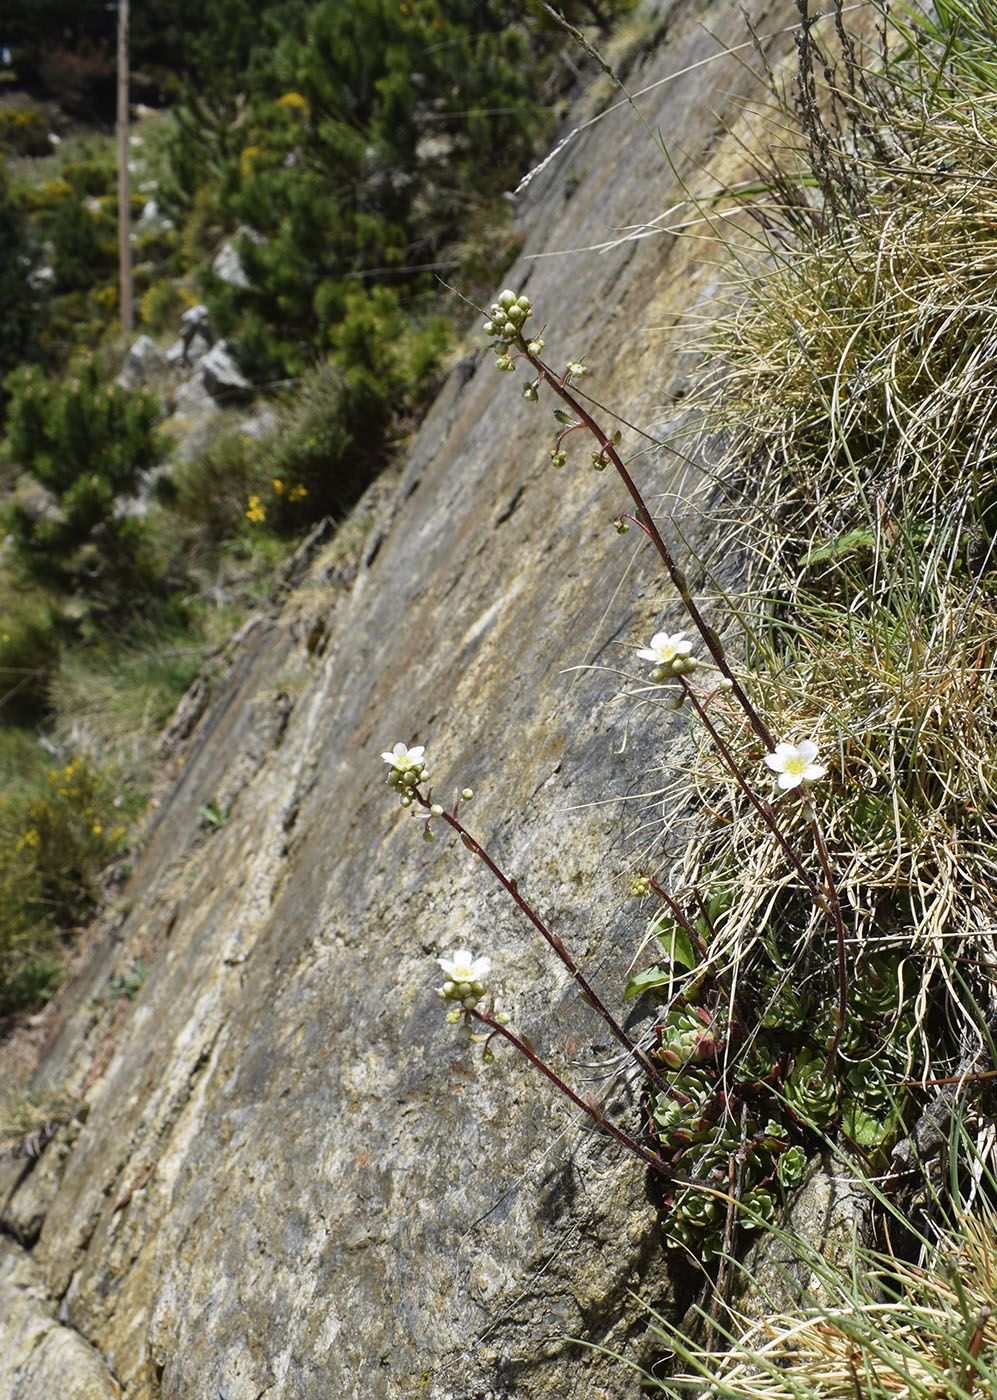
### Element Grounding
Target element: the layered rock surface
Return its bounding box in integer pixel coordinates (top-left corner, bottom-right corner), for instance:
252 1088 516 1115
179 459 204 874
0 3 801 1394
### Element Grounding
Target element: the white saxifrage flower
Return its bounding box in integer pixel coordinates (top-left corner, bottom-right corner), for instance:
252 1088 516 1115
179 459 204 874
636 629 698 681
764 740 828 791
437 949 492 1009
381 742 425 772
438 949 491 984
637 631 693 667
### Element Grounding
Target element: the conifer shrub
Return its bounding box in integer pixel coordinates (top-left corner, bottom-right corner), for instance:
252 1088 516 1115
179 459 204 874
165 429 260 546
0 171 44 403
163 0 590 378
2 358 165 596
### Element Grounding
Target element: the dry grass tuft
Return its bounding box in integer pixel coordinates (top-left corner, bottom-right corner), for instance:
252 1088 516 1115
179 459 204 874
652 0 997 1061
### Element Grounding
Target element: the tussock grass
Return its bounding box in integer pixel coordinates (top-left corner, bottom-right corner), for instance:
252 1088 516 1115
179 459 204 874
658 0 997 1067
651 1116 997 1400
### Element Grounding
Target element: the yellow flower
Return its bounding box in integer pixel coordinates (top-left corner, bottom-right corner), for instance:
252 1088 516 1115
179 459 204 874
277 91 309 115
24 828 40 848
92 824 103 836
272 478 284 493
240 144 262 178
246 494 267 523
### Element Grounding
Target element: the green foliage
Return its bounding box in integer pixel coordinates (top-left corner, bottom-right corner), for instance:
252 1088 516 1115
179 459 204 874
168 0 563 379
0 591 61 721
39 162 117 296
47 623 210 768
198 798 230 829
165 429 261 545
3 358 165 597
103 959 148 1003
650 924 918 1259
0 104 52 157
0 171 44 405
259 303 448 525
138 277 187 335
0 755 127 1013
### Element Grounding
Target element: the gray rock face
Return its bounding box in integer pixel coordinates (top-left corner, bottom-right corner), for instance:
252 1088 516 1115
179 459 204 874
211 228 263 289
1 4 805 1395
198 340 253 402
0 1241 117 1400
116 334 169 393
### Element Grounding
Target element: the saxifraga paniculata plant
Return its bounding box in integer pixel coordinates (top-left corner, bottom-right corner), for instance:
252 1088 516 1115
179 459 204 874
378 0 997 1273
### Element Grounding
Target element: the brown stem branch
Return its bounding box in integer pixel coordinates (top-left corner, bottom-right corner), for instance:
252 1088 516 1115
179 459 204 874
413 792 668 1094
470 1008 668 1175
526 348 775 752
681 682 826 906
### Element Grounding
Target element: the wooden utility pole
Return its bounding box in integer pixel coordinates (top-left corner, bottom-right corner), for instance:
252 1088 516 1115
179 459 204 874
117 0 133 336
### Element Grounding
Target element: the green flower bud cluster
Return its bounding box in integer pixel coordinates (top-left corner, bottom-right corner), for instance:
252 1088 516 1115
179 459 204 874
649 655 698 683
484 289 534 369
386 755 430 808
591 450 609 471
439 977 489 1010
550 449 567 469
631 874 651 898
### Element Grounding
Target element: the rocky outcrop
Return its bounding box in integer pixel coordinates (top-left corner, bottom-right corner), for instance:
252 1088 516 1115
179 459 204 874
0 3 804 1395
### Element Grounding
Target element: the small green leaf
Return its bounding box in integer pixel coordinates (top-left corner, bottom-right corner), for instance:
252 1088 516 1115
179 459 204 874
842 1103 885 1149
623 965 671 1000
804 527 876 565
650 916 698 970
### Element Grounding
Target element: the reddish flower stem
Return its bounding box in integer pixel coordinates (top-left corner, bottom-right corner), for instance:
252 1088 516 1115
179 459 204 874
471 1007 668 1175
524 346 775 753
680 682 826 905
411 789 669 1094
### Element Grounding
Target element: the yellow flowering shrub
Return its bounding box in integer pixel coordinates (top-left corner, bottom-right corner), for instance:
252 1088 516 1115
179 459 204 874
0 757 129 1012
